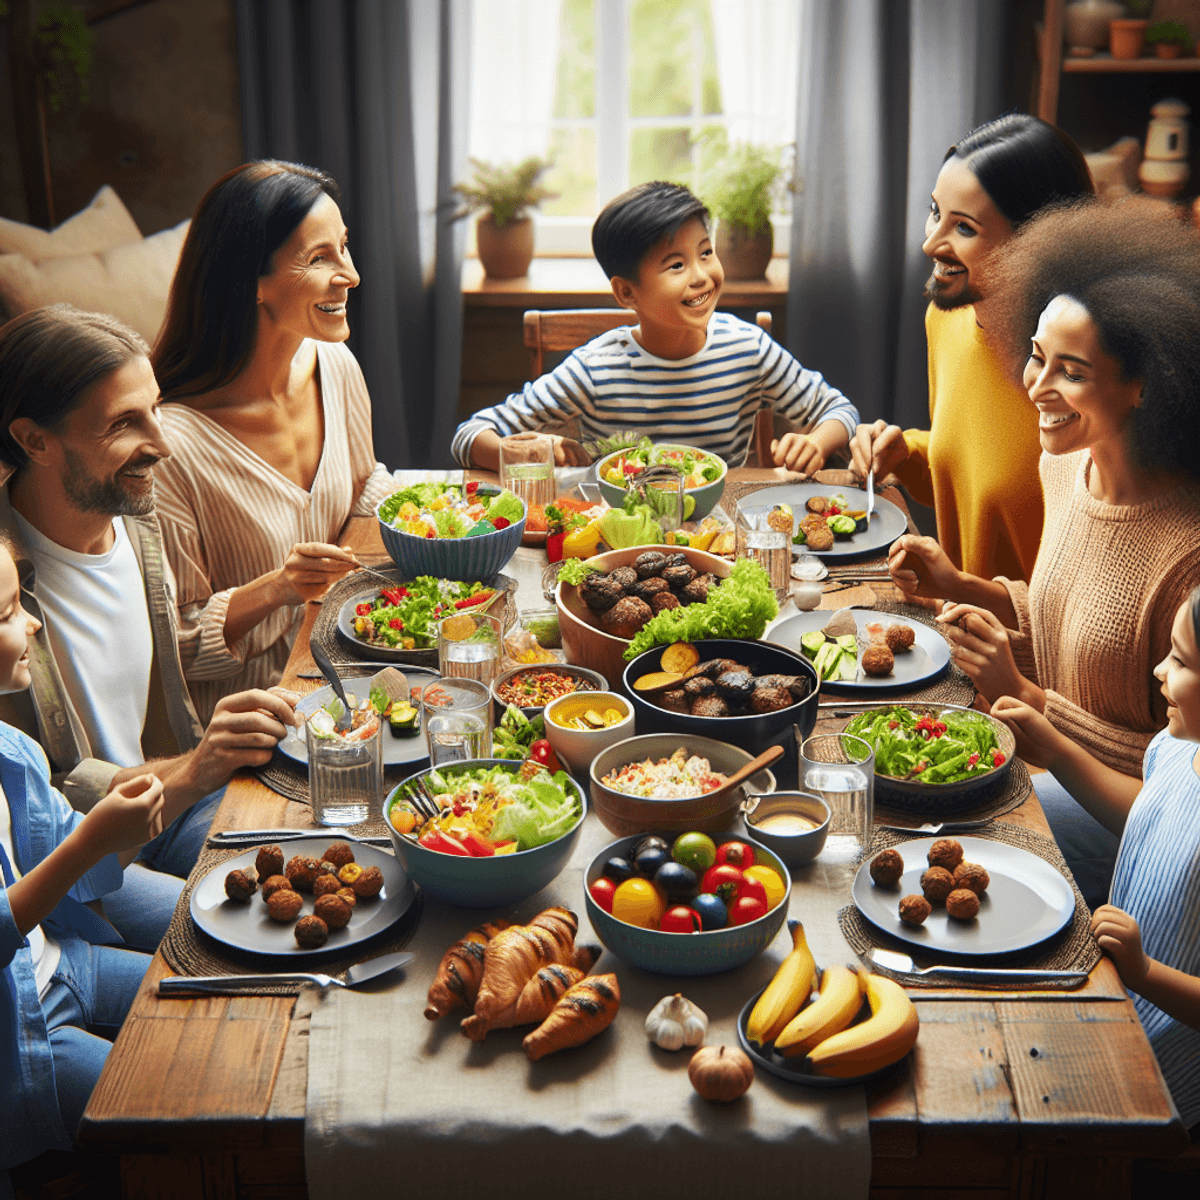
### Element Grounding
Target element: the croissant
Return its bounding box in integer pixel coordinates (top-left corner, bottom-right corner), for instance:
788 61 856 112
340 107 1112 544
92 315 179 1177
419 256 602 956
523 973 621 1061
424 920 510 1020
460 907 581 1041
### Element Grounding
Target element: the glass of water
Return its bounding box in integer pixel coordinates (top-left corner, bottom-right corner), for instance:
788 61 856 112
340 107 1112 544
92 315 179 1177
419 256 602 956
499 432 556 510
306 717 384 827
799 733 875 862
438 612 502 685
421 679 493 768
735 501 792 601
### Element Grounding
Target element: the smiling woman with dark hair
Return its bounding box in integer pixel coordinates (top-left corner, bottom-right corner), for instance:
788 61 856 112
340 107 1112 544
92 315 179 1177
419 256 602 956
149 161 395 724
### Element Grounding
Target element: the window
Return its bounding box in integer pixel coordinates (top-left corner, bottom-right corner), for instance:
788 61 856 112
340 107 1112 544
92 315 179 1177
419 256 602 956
467 0 800 255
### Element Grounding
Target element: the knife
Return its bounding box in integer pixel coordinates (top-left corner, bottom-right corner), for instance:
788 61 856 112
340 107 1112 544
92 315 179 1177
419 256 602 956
865 466 875 523
158 951 415 995
868 947 1089 985
208 829 393 846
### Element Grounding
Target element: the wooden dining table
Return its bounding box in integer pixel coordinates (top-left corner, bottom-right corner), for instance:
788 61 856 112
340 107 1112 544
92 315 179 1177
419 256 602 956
76 468 1190 1199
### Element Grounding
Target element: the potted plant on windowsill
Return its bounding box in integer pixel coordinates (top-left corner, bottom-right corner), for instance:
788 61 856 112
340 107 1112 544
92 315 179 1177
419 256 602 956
1146 18 1192 57
453 156 556 280
699 141 791 281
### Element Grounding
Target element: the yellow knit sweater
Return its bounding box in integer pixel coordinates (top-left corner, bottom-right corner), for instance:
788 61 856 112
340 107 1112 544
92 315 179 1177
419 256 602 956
893 304 1044 582
1000 451 1200 777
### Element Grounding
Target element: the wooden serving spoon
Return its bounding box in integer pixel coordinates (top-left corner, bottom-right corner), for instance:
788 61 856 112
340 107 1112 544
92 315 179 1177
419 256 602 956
706 743 786 802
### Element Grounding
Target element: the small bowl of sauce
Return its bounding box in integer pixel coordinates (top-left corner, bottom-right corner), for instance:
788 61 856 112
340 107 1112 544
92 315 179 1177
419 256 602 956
742 791 830 866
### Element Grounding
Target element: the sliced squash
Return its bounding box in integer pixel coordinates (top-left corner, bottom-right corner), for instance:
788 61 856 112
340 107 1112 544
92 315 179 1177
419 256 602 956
661 642 700 675
633 671 684 692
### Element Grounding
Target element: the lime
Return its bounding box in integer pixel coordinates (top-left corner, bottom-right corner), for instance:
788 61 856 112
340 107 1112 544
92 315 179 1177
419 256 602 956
683 494 696 520
672 831 718 873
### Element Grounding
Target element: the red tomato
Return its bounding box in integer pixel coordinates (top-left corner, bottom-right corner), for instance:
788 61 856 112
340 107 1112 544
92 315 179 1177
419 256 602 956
729 895 768 925
418 829 469 856
659 905 703 934
738 875 768 908
459 831 495 858
589 877 617 913
715 840 756 871
700 863 744 906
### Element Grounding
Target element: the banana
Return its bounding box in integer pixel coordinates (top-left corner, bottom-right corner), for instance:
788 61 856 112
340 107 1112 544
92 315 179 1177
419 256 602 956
774 963 866 1058
745 920 816 1047
805 973 919 1078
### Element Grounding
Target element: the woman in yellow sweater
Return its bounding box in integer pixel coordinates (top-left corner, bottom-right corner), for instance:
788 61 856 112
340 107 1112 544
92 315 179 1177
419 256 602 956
850 114 1093 582
889 200 1200 907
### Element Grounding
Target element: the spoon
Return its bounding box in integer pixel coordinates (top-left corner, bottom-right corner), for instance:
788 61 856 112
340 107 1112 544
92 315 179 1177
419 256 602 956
310 640 353 732
158 951 416 995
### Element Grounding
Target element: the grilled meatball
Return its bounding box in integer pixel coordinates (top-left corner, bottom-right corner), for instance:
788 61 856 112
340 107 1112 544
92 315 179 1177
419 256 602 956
285 856 321 893
255 845 285 880
313 894 353 931
920 866 955 903
946 888 980 920
715 670 755 703
750 685 794 713
266 888 304 922
336 887 358 909
898 894 932 926
885 624 916 652
664 553 689 568
353 865 385 898
806 495 829 514
321 842 356 870
662 564 697 589
634 551 667 579
690 694 730 718
927 838 964 871
261 875 292 902
861 645 895 677
952 862 990 895
224 868 258 903
581 573 623 612
600 597 653 639
870 849 905 888
609 566 638 588
627 576 669 599
683 675 717 698
313 874 342 898
660 689 690 713
650 591 681 614
785 675 814 701
805 524 834 552
294 915 329 948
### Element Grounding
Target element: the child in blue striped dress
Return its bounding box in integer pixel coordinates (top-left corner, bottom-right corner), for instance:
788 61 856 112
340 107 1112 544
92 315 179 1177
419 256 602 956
992 587 1200 1130
453 182 859 473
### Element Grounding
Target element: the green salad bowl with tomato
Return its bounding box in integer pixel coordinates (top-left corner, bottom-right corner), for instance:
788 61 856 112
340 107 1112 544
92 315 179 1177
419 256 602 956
595 442 727 521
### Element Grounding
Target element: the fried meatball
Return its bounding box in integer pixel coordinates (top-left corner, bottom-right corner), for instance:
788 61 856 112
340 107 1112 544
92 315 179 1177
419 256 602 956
660 688 690 713
634 551 667 579
650 590 681 614
861 645 895 677
664 553 689 568
690 694 729 718
662 564 697 589
266 888 304 923
715 670 755 703
313 894 353 931
581 573 623 612
869 849 905 888
885 624 916 653
750 685 794 713
946 888 980 920
927 838 965 872
261 874 292 902
255 845 285 880
609 566 638 588
680 576 716 605
805 495 829 514
285 856 321 893
627 576 670 599
294 915 329 948
785 675 814 701
683 675 717 698
313 873 342 899
600 596 653 639
952 862 990 895
336 887 358 909
224 868 258 903
804 524 834 552
353 865 385 899
898 894 932 926
920 866 955 903
321 841 356 870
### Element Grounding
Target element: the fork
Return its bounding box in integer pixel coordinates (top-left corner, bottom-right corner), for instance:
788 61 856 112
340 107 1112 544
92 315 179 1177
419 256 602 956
399 777 441 822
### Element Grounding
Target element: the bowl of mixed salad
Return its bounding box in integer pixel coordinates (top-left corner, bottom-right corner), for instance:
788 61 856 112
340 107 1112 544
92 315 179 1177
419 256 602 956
842 704 1016 814
595 440 727 520
376 481 526 581
384 759 587 906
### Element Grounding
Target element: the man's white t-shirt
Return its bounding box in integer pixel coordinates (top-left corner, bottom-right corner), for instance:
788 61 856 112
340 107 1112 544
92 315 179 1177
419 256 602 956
0 779 60 999
14 512 153 769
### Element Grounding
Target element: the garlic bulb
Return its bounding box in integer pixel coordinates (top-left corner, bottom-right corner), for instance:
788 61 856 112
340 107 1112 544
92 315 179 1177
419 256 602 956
645 993 708 1051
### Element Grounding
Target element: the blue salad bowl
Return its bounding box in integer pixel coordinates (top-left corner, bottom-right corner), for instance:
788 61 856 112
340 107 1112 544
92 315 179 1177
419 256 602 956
595 443 728 521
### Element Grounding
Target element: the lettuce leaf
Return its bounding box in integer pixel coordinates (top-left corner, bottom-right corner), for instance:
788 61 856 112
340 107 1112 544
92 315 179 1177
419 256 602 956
484 489 526 524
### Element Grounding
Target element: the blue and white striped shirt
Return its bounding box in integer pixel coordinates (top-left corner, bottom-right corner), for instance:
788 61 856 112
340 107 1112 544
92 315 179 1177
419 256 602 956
451 312 859 468
1110 728 1200 1127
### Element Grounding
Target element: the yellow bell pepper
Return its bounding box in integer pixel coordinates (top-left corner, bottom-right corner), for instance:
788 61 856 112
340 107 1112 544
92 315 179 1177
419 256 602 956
688 517 723 553
562 519 603 559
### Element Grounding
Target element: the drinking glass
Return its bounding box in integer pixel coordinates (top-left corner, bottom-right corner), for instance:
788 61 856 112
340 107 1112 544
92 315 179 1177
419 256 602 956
735 501 791 601
438 612 502 685
799 733 875 861
503 607 564 666
641 475 685 534
499 432 556 510
306 718 384 827
421 679 493 768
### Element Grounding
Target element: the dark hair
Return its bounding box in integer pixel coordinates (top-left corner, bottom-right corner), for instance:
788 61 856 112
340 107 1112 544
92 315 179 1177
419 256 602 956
591 182 710 281
947 114 1094 227
1189 585 1200 652
986 196 1200 482
0 305 149 469
152 160 340 400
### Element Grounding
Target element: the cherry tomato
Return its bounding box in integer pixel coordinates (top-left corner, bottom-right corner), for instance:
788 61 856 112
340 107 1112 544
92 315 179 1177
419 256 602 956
738 875 768 908
744 864 786 910
659 905 703 934
589 877 617 913
715 840 756 871
729 895 768 925
700 863 744 905
611 878 665 929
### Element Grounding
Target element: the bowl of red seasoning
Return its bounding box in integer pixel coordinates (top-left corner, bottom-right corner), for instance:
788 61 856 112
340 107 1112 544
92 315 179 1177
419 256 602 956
490 663 607 722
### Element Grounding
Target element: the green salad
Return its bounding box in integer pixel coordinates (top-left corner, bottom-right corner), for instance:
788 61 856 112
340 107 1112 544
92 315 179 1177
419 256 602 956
844 706 1007 784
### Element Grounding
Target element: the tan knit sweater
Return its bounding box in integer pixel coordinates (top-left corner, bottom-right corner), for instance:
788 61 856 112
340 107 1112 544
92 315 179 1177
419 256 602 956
1000 450 1200 777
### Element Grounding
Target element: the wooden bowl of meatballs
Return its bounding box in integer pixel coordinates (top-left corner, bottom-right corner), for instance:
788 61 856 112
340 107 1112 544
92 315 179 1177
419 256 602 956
556 546 732 687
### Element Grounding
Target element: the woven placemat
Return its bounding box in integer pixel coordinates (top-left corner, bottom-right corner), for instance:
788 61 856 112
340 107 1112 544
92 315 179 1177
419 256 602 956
160 842 425 992
837 824 1100 989
871 758 1031 828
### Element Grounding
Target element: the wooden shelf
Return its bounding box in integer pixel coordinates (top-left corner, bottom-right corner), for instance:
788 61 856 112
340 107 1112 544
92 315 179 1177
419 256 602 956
1063 53 1200 72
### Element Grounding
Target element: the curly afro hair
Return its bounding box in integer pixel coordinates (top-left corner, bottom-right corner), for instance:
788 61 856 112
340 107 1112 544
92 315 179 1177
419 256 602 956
984 197 1200 483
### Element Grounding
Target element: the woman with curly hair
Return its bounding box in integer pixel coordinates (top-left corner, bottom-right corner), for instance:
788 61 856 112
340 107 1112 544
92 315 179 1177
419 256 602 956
886 198 1200 906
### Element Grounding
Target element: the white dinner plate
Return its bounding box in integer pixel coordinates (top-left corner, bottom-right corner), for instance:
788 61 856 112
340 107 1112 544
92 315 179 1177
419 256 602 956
767 611 950 694
852 835 1076 959
190 835 415 959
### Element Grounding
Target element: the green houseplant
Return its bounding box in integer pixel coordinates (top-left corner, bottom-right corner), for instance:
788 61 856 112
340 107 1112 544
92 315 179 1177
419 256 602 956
453 156 556 280
1146 19 1192 57
699 141 790 281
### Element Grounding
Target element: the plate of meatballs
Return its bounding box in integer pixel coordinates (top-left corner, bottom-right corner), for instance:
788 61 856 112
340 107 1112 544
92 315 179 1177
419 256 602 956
853 836 1076 958
191 836 415 958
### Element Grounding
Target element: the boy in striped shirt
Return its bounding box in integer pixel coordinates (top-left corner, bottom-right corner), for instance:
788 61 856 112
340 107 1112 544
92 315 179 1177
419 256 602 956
452 182 858 472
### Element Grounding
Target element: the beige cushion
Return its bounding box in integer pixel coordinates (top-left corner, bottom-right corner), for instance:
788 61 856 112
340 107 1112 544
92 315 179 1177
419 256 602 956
0 219 189 344
0 185 142 261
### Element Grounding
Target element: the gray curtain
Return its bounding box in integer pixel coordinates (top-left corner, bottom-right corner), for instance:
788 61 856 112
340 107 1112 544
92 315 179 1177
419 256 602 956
787 0 1004 430
235 0 469 468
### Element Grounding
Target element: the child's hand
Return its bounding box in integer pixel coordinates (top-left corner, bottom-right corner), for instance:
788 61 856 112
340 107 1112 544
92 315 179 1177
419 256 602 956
989 696 1062 767
550 436 591 467
771 432 824 475
84 773 165 858
1091 905 1150 991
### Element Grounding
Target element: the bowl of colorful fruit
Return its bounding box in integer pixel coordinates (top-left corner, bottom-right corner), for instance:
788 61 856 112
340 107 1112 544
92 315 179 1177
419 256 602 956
385 759 586 907
595 439 727 520
376 480 526 581
584 830 791 975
